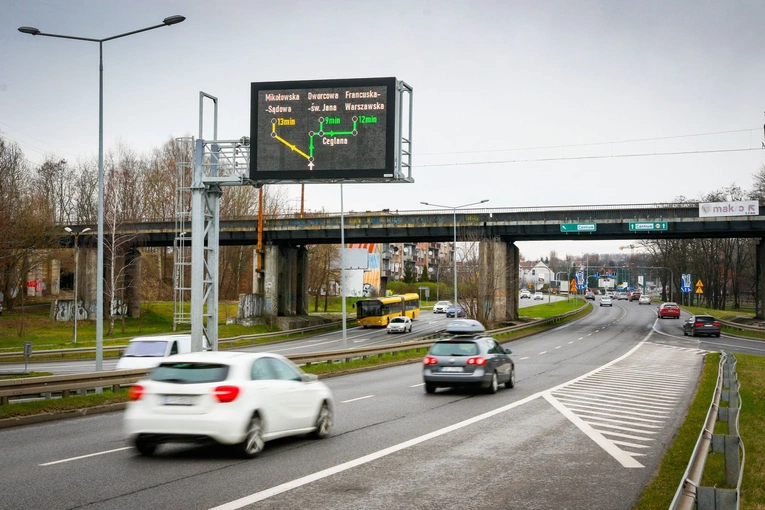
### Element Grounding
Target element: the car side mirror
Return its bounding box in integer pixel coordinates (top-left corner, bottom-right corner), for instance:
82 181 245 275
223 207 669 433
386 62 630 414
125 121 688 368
301 373 319 382
505 348 512 354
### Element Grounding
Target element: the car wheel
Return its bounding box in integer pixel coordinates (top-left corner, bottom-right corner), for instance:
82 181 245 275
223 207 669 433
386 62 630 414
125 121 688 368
387 330 390 334
239 414 265 458
691 330 697 337
683 329 688 336
424 383 436 394
485 372 499 394
134 436 157 456
505 367 515 389
716 333 721 338
408 325 412 332
312 403 332 439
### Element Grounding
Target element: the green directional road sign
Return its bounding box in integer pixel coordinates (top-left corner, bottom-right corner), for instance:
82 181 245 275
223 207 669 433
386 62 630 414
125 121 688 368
629 222 668 231
560 223 597 232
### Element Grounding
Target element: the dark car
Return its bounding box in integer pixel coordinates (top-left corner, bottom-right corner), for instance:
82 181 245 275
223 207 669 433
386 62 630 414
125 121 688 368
445 305 465 318
658 302 681 319
629 292 641 302
422 319 515 394
683 315 721 337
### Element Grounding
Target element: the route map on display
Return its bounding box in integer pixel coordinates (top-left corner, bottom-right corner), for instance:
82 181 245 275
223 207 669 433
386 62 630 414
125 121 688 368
250 77 398 181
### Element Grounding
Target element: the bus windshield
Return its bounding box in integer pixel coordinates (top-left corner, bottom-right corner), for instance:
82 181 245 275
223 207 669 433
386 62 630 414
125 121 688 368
357 300 383 319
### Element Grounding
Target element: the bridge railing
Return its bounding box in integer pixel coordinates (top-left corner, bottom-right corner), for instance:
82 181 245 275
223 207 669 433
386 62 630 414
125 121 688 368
670 351 746 510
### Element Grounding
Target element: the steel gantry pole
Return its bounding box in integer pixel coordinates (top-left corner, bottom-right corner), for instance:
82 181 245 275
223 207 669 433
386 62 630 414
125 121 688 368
19 15 186 371
421 200 489 313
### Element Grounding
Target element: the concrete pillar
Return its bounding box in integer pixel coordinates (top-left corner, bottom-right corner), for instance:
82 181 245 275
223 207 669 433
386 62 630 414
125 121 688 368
263 244 280 317
297 246 309 315
124 248 141 318
82 247 98 319
479 239 507 324
505 241 520 321
49 258 60 296
286 248 297 315
757 240 765 319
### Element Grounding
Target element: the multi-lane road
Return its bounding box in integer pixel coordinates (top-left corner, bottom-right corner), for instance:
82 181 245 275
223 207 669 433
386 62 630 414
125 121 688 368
1 300 763 509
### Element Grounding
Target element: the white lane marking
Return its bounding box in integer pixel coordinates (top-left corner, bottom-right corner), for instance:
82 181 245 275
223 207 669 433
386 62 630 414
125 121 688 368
578 337 583 340
539 351 547 355
520 356 530 360
568 341 573 344
409 383 425 388
555 346 561 349
341 395 374 404
40 446 133 466
587 334 592 336
211 340 649 509
595 330 600 333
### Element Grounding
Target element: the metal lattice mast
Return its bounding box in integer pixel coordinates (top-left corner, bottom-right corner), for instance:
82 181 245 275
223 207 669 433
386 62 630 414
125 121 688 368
173 137 194 330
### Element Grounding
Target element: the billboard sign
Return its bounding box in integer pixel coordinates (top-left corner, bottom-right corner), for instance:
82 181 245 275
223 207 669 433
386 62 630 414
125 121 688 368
250 77 398 181
699 200 759 218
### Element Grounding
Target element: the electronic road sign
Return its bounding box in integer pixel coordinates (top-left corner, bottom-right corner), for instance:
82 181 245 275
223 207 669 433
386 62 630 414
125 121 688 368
250 77 400 182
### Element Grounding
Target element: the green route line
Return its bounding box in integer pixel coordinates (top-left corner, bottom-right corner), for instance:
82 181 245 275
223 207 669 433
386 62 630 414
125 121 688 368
307 119 359 158
273 117 366 161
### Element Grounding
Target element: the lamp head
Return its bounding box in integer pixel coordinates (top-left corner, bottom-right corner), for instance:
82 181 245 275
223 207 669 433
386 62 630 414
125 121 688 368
163 15 185 25
64 227 73 233
18 26 41 35
81 227 92 233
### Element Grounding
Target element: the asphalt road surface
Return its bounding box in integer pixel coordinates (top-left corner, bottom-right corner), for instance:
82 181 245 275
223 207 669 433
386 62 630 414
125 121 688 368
0 301 723 509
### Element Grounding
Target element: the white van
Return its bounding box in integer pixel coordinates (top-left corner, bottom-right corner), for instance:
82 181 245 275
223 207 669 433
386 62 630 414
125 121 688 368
116 334 209 370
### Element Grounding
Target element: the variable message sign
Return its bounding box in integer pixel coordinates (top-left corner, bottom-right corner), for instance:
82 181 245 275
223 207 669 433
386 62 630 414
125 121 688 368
250 77 398 181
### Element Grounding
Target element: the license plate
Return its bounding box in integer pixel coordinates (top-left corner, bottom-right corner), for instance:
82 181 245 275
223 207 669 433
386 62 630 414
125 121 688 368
164 395 196 406
441 367 463 372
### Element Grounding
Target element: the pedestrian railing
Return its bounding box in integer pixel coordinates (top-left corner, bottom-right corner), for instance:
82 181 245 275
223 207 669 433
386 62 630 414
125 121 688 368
670 351 746 510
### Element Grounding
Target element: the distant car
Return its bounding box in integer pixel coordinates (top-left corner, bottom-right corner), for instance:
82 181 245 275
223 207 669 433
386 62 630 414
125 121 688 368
617 292 628 300
658 302 681 319
387 316 412 334
600 296 613 307
433 301 452 313
638 295 651 305
519 289 531 299
422 319 515 394
124 351 334 458
683 315 721 337
584 291 595 300
629 292 642 302
446 306 466 318
533 292 544 300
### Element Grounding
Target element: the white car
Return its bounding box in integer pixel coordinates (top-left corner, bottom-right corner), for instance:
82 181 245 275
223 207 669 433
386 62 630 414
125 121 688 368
124 351 334 458
387 316 412 334
533 292 544 300
519 290 531 299
600 296 613 306
433 301 452 313
638 295 651 305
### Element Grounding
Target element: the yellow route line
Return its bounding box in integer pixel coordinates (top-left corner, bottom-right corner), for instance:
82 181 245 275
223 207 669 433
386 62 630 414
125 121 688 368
274 135 309 160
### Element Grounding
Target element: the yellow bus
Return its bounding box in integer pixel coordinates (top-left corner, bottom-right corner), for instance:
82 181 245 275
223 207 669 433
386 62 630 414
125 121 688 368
356 293 421 327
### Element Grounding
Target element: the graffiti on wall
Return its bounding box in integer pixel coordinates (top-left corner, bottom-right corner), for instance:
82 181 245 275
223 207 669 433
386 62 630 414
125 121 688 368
238 293 264 319
51 300 89 322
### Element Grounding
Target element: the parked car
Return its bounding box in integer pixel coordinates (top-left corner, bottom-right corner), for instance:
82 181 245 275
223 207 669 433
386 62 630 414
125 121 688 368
600 295 613 307
658 302 681 319
387 315 412 334
584 291 595 300
638 295 651 305
683 315 721 337
533 292 544 300
446 305 466 318
422 319 515 394
124 351 334 458
433 301 452 313
519 289 531 299
629 292 642 302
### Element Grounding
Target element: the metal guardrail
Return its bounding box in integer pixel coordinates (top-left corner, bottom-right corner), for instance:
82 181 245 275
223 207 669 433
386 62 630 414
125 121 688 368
716 317 765 334
0 320 348 360
0 302 590 405
670 351 746 510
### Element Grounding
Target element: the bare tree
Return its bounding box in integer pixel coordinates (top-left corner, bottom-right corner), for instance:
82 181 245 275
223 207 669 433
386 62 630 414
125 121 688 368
307 244 339 312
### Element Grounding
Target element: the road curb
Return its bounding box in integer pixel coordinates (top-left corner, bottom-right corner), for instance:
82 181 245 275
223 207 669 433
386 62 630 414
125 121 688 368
0 402 127 430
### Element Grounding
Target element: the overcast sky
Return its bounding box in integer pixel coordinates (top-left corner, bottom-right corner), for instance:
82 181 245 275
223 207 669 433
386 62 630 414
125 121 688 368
3 0 764 260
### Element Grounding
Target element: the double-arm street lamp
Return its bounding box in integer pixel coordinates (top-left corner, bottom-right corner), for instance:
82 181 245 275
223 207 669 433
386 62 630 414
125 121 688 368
20 15 185 371
64 227 91 344
421 200 489 313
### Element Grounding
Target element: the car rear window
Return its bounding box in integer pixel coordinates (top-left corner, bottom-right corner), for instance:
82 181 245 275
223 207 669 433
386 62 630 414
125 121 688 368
430 341 479 356
695 316 716 324
150 363 230 384
391 317 407 323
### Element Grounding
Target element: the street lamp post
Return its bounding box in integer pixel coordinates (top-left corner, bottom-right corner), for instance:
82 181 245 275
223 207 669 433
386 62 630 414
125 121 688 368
64 227 91 344
421 200 489 314
20 15 185 371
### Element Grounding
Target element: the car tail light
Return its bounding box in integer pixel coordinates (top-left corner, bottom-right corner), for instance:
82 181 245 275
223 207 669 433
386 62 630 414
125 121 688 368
466 357 487 366
694 322 704 327
127 385 144 401
423 356 439 365
713 322 721 327
214 385 240 403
